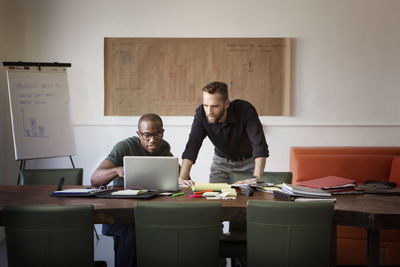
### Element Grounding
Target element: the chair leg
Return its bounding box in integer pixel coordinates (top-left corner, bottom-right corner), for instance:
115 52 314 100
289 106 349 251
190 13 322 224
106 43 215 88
232 257 246 267
94 226 100 240
113 236 120 267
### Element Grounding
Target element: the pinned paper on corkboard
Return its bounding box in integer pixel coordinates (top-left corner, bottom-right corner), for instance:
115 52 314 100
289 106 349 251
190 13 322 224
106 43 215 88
104 38 291 116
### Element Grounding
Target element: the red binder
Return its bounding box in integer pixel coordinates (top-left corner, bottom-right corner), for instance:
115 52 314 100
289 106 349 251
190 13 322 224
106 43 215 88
297 176 356 189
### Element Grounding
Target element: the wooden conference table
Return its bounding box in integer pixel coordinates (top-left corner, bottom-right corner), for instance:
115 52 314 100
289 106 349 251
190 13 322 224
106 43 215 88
1 185 400 267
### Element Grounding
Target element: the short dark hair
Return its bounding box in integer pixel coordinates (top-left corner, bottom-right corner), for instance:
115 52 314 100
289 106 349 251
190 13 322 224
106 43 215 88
202 81 229 101
138 113 163 130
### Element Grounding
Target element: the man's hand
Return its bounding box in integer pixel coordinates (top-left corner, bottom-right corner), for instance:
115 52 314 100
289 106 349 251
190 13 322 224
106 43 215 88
179 178 195 187
91 159 124 186
178 159 195 187
233 178 257 185
116 166 124 177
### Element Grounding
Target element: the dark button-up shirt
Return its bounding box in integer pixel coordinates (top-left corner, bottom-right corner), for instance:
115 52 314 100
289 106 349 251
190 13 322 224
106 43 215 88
182 99 269 163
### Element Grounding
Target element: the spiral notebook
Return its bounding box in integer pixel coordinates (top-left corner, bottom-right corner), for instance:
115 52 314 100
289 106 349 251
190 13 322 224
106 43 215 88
51 186 114 197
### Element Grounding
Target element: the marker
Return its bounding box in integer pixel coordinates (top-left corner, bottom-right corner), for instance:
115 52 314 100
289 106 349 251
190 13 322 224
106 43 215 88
193 190 212 195
189 194 203 198
172 192 184 197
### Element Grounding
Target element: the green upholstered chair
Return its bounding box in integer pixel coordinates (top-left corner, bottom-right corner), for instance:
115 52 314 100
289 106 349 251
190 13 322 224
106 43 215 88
220 171 293 262
134 202 221 267
230 170 293 185
247 200 334 267
19 168 83 185
3 204 106 267
18 168 99 240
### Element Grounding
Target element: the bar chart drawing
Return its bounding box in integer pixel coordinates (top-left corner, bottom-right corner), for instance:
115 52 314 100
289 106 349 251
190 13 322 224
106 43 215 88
21 109 48 138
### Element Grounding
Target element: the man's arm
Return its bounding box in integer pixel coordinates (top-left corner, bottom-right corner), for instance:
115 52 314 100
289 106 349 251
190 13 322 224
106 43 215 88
179 107 207 187
233 103 269 185
233 157 267 185
178 158 195 186
253 157 266 180
91 159 123 186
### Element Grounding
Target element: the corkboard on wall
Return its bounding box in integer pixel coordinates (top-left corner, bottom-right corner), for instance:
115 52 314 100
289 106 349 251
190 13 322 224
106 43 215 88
104 38 291 116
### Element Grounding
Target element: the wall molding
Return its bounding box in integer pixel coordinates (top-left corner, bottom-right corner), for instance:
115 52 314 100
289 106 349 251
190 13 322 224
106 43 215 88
73 123 400 128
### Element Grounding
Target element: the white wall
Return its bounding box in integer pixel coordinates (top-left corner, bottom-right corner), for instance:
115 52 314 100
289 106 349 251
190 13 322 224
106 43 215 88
0 0 5 244
1 0 400 187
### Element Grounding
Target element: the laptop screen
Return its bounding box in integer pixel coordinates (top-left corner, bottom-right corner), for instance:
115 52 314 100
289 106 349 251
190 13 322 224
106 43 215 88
123 156 179 192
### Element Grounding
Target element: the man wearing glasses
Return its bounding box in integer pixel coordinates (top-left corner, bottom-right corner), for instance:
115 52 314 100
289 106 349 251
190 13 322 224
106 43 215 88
91 113 171 187
91 113 171 267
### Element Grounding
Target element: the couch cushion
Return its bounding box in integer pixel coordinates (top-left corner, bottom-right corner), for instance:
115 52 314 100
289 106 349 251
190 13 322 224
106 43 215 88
389 156 400 186
338 226 400 242
289 147 400 265
293 154 393 184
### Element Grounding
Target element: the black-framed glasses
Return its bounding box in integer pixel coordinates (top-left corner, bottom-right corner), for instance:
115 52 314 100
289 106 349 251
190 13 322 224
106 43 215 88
138 130 164 141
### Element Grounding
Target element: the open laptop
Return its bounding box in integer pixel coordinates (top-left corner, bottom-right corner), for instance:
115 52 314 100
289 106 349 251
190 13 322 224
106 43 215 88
123 156 179 192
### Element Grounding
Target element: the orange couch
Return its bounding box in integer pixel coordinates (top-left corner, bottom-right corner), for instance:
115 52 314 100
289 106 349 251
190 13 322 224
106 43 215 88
290 147 400 266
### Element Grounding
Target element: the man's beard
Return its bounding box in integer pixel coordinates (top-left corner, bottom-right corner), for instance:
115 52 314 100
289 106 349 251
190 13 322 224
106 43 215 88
207 108 226 124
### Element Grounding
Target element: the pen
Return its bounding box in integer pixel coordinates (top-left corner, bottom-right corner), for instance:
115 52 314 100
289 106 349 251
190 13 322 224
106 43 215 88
172 192 184 197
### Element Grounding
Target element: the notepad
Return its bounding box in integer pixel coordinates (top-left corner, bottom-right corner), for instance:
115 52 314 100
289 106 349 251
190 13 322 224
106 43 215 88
192 182 231 191
221 188 237 197
202 192 220 197
111 189 148 196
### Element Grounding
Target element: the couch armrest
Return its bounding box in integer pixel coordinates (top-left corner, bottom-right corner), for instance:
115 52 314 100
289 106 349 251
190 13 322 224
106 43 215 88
389 156 400 187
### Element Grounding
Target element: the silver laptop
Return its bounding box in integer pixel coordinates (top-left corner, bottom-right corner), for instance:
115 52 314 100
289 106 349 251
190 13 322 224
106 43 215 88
123 156 179 191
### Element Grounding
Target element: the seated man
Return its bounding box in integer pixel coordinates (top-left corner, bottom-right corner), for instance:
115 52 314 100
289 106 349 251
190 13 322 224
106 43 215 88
91 113 173 267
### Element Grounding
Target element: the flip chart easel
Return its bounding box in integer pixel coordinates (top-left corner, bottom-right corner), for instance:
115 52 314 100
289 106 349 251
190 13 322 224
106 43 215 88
3 61 76 184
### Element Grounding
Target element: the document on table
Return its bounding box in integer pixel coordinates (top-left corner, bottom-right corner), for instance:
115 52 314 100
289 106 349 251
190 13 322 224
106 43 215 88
192 182 231 191
111 189 148 196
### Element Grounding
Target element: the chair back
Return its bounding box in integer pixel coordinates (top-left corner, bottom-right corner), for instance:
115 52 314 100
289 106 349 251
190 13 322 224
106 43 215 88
134 201 221 267
247 200 333 267
230 171 292 184
3 204 94 267
19 168 83 185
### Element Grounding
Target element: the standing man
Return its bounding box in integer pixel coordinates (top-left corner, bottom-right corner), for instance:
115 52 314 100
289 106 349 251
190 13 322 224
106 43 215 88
91 113 172 267
179 81 269 186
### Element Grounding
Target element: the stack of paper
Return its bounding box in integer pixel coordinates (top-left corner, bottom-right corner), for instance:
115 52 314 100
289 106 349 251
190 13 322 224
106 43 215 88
257 184 282 193
190 183 237 200
273 183 335 202
202 190 236 200
282 183 332 197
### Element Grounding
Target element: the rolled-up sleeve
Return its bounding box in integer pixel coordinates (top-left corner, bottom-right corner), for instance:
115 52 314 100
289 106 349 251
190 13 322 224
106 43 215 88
244 105 269 159
106 140 129 166
182 110 207 163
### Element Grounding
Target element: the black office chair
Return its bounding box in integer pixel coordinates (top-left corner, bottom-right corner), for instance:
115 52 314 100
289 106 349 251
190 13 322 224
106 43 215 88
134 201 221 267
220 171 293 265
247 200 334 267
3 204 106 267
